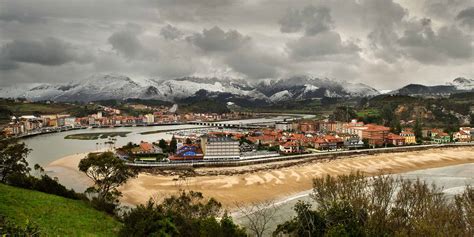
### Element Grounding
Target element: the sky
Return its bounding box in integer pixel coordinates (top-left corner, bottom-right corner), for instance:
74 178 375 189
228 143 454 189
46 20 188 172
0 0 473 90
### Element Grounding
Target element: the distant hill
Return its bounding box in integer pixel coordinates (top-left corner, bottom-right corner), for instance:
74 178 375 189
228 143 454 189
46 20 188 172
0 184 121 236
389 78 473 97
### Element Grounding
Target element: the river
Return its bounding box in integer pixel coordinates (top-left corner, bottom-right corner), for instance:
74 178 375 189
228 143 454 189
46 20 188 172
21 115 307 167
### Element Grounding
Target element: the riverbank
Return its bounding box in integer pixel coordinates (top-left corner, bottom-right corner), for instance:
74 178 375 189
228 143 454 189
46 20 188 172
45 146 474 207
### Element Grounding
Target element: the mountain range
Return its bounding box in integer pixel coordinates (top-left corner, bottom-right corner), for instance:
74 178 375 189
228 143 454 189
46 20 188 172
0 75 471 103
0 74 380 103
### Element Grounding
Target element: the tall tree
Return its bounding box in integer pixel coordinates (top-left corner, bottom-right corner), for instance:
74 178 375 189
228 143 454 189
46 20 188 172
235 200 280 237
78 152 137 207
470 113 474 127
0 139 30 183
169 136 177 154
381 104 395 126
413 119 423 143
390 120 402 134
158 139 169 153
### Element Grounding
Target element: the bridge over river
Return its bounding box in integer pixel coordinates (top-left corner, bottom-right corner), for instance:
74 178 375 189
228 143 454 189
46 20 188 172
186 121 274 129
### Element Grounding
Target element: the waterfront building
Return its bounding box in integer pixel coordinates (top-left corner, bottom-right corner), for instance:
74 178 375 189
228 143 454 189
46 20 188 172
453 127 471 142
134 141 163 154
275 121 292 131
201 136 240 160
361 124 390 147
144 114 155 124
400 130 416 144
343 134 364 149
279 141 301 153
430 129 451 143
387 133 405 146
169 144 204 161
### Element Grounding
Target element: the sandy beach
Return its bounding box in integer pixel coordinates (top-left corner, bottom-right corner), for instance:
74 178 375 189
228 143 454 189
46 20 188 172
45 146 474 207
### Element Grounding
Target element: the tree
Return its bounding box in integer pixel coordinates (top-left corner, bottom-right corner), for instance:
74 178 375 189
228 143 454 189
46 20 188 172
119 200 178 237
78 152 137 212
235 200 280 237
413 119 423 143
274 172 473 236
0 139 30 183
381 104 395 126
390 120 402 134
120 191 246 237
170 136 177 154
158 139 169 153
331 106 357 122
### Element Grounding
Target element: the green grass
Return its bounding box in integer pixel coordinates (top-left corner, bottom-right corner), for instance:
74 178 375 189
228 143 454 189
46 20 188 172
0 183 121 236
64 132 130 140
0 101 75 115
356 108 380 117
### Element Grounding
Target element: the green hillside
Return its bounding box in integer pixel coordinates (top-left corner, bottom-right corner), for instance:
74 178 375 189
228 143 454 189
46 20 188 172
0 183 121 236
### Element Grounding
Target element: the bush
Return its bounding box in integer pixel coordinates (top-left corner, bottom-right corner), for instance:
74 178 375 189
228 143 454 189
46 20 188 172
89 197 119 215
6 173 84 200
0 215 40 236
120 191 246 237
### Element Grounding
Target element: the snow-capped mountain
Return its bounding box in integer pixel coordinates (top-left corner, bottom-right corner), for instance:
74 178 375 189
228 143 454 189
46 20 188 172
253 75 380 100
0 74 380 103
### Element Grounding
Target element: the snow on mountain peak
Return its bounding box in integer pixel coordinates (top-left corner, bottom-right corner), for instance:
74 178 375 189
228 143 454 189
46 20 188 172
0 74 382 102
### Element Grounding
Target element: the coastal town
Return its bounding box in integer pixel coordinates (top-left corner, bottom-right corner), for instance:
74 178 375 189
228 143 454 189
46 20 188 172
0 102 255 138
4 101 471 165
119 118 473 164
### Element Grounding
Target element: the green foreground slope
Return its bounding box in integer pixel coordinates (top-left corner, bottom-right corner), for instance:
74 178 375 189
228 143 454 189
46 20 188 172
0 183 121 236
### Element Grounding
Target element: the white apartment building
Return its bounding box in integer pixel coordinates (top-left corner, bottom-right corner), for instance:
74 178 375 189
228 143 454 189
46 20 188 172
201 136 240 160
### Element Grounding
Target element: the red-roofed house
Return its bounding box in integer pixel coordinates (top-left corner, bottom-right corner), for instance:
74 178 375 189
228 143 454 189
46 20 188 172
361 124 390 146
133 141 163 154
279 141 301 154
387 133 405 146
453 128 471 142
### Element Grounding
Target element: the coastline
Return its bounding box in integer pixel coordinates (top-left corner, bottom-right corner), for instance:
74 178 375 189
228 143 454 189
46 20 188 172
45 146 474 208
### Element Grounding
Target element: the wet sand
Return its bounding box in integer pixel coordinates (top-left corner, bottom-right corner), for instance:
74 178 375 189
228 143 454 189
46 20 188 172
45 146 474 207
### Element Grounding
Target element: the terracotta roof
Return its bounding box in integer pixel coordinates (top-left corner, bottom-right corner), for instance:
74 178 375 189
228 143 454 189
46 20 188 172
387 133 404 140
139 142 154 152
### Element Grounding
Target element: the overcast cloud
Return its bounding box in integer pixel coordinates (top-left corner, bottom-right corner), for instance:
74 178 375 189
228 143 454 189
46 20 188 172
0 0 473 90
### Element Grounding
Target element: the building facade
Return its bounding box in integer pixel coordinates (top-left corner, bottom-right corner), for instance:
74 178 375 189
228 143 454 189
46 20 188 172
201 136 240 160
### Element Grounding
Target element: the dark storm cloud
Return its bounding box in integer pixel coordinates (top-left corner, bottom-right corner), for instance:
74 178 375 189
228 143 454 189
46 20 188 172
0 6 45 23
423 0 472 22
456 7 474 28
224 49 281 79
0 0 473 89
287 31 360 61
279 5 333 36
108 30 144 59
0 37 89 69
398 21 472 63
160 24 183 40
187 26 250 52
